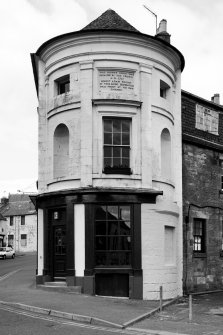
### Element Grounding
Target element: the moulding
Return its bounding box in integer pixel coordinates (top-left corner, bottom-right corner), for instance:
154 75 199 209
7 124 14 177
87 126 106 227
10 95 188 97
92 99 142 108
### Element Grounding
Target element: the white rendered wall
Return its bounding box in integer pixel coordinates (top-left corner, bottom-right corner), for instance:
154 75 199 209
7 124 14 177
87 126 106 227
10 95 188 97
37 209 44 276
74 204 85 277
142 202 181 300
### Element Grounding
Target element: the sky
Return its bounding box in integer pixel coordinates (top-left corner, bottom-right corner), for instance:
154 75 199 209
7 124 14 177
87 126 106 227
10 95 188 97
0 0 222 197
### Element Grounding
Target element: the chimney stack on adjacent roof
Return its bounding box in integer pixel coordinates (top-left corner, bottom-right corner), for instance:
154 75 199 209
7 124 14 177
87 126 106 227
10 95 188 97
211 93 220 105
156 19 171 43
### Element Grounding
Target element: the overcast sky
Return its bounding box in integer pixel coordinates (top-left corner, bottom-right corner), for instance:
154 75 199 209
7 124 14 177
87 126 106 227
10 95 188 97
0 0 222 197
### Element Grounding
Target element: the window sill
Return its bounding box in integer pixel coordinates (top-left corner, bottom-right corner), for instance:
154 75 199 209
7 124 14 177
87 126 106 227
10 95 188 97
103 168 132 175
193 252 206 258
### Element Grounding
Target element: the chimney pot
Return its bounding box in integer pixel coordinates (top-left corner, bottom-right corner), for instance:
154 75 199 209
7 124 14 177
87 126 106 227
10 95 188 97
156 19 171 43
211 93 220 105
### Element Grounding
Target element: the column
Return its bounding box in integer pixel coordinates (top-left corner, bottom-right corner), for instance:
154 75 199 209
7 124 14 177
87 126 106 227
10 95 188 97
80 61 94 187
140 64 153 188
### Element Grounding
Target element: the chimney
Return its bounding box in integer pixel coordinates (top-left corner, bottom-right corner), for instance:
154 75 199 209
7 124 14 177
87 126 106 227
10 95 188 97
211 93 220 105
156 19 171 43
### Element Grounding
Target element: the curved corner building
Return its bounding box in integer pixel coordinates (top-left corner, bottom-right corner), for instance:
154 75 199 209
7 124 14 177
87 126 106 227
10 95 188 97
31 9 184 299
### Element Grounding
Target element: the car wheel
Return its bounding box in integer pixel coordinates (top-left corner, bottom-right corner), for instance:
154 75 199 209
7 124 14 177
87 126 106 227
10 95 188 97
12 254 15 259
3 255 6 260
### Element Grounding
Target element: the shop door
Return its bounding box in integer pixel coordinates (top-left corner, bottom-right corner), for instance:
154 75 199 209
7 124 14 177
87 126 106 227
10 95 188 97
53 226 66 279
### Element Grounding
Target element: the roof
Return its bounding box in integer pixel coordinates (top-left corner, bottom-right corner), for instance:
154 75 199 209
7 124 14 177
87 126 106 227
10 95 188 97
0 194 37 217
82 9 139 32
182 90 223 111
32 9 184 69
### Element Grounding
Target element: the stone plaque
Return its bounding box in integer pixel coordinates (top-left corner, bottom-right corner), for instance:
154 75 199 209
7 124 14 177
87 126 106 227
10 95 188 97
99 70 134 93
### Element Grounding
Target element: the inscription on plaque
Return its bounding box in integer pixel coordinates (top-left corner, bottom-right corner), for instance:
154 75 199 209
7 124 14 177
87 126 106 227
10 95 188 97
99 70 134 93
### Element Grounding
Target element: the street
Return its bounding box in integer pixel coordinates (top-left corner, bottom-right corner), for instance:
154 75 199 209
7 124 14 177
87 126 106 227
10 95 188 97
0 253 152 335
0 305 152 335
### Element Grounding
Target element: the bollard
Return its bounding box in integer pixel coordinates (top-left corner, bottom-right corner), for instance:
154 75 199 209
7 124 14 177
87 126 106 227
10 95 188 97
189 294 192 321
159 286 163 311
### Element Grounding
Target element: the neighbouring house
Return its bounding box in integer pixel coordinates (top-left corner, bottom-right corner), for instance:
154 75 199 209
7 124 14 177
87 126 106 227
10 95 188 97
31 9 184 299
0 213 7 247
182 90 223 293
0 194 37 252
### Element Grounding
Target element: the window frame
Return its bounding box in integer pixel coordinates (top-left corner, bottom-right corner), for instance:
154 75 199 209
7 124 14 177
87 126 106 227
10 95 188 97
160 80 170 99
20 234 27 247
94 204 133 268
21 215 25 225
55 75 70 95
10 216 13 226
193 218 206 254
103 117 132 175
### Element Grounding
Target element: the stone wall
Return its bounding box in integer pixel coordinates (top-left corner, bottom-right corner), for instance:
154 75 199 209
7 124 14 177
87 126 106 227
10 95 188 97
182 91 223 293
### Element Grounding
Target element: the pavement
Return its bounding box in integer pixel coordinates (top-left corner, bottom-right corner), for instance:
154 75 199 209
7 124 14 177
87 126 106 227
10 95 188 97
1 257 223 334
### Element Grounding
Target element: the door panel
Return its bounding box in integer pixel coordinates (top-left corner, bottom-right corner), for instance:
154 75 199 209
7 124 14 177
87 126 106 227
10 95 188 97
53 226 66 278
95 273 129 297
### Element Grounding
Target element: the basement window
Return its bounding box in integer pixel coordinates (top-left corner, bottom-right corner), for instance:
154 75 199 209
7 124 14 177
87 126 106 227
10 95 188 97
160 80 170 99
56 75 70 95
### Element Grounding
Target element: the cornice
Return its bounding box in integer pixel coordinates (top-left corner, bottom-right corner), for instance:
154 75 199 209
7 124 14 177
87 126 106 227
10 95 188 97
39 33 182 74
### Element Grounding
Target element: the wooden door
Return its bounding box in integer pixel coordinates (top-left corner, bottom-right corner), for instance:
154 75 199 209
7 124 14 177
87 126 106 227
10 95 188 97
53 226 66 279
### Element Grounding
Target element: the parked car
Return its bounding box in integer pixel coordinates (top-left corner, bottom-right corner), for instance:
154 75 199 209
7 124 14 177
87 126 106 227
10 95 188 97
0 246 15 259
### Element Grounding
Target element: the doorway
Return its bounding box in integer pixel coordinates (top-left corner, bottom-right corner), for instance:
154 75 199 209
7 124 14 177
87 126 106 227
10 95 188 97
53 225 66 279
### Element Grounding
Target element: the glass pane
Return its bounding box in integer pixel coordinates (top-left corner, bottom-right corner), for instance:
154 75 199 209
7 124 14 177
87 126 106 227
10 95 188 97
113 133 121 145
104 133 112 145
122 133 130 145
120 237 131 250
113 120 121 132
104 120 112 132
108 236 119 250
107 221 119 235
95 252 106 266
107 252 119 265
95 221 106 235
95 206 107 220
96 237 106 250
121 158 129 168
104 158 112 167
119 206 130 221
122 120 130 132
113 158 121 167
119 252 131 265
113 147 121 158
122 147 130 158
104 146 112 157
120 221 131 235
107 206 119 220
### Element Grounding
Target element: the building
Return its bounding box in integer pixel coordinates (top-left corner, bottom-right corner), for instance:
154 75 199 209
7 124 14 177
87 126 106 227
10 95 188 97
0 213 7 247
182 90 223 293
31 9 184 299
0 194 37 252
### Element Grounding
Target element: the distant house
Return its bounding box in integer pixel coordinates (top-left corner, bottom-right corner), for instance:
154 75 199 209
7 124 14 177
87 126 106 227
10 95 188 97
0 194 37 252
0 213 7 247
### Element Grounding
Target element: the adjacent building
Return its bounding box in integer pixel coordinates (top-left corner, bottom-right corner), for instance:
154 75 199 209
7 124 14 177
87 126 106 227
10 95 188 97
182 90 223 293
0 213 7 247
0 194 37 252
31 9 184 299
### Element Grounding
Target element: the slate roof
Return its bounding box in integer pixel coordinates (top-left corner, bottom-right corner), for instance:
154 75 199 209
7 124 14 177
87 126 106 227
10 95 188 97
0 194 37 217
82 9 139 32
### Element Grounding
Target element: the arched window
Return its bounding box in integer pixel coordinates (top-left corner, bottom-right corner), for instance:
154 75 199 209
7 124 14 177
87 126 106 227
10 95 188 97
53 124 69 179
161 128 171 180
